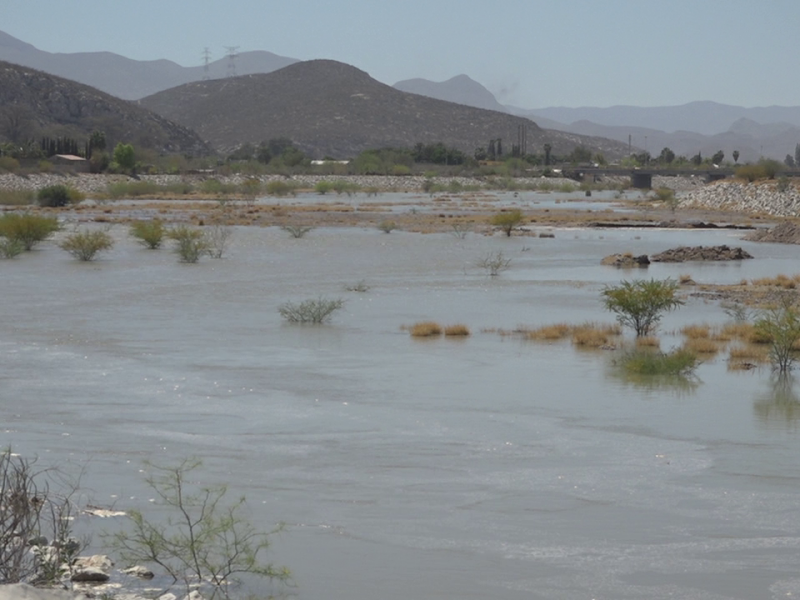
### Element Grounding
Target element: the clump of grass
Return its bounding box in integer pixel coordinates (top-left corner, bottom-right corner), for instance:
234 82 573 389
130 219 165 249
59 229 114 261
635 336 661 348
571 322 621 348
682 338 721 356
526 323 571 341
409 321 443 337
444 324 470 337
106 181 162 199
278 296 344 324
0 189 35 206
345 280 370 292
727 344 770 370
681 323 711 339
721 321 756 341
282 225 314 238
621 348 698 376
751 274 800 289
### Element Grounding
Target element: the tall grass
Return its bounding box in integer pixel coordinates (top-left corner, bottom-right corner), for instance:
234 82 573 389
621 349 698 376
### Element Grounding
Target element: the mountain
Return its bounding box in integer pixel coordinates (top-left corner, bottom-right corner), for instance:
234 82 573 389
506 101 800 136
0 60 210 155
139 60 629 159
0 29 298 100
393 74 507 113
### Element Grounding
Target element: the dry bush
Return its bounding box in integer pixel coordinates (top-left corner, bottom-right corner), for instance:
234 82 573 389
635 336 661 348
751 274 800 289
410 321 443 337
444 324 470 337
722 321 757 341
683 338 721 356
681 323 711 339
526 323 571 341
571 322 621 348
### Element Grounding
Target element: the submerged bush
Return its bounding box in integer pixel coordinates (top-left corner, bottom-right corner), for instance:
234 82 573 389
37 184 81 207
59 229 114 261
620 348 698 376
409 321 443 337
0 238 24 259
0 213 60 250
130 219 165 249
278 296 344 323
167 225 210 263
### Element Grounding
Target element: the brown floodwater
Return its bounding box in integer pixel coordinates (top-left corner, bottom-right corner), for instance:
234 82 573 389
3 212 800 599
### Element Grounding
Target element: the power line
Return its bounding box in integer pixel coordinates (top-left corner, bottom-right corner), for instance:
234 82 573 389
201 47 212 80
224 46 239 78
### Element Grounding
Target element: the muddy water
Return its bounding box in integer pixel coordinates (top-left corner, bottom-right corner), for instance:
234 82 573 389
3 222 800 599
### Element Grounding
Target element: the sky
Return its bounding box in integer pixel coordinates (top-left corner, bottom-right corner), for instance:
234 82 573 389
1 0 798 109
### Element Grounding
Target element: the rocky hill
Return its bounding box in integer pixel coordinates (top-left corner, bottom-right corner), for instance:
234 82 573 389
0 29 298 100
139 60 629 159
0 60 210 155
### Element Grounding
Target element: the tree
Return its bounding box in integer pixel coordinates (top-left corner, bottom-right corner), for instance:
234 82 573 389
754 301 800 375
543 143 552 166
602 278 684 337
487 139 496 161
733 150 740 164
1 106 33 144
785 154 796 168
113 143 135 171
490 209 523 237
658 147 675 164
106 459 289 599
691 152 702 166
711 150 725 165
795 143 800 168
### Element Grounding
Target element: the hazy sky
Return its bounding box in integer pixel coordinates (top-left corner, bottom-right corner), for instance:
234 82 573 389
1 0 797 108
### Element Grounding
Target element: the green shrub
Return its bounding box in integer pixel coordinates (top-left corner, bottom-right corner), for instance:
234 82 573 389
754 302 800 374
0 213 59 250
0 238 24 258
167 225 210 263
621 348 698 376
265 180 298 197
37 185 73 207
0 190 35 206
332 180 361 196
378 220 397 233
106 181 160 199
278 296 345 323
602 278 684 337
38 160 53 173
314 180 334 195
130 219 165 249
0 156 20 173
490 209 523 236
391 164 411 176
59 229 114 261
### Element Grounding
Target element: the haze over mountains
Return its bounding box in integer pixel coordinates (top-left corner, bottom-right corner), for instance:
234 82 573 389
1 27 798 163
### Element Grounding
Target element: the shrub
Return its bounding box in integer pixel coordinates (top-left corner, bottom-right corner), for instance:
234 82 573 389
0 190 35 206
378 220 397 234
410 321 443 337
391 164 411 176
683 338 720 356
59 229 114 261
754 302 800 374
571 322 620 347
477 250 511 276
345 280 370 292
527 323 571 341
332 180 361 196
0 156 20 173
444 324 470 336
282 225 314 238
278 296 344 323
105 459 289 599
167 225 210 263
0 213 60 250
265 180 297 197
206 224 233 259
130 219 165 249
490 209 523 236
602 278 684 337
0 238 24 259
621 348 698 376
37 184 75 207
314 180 334 195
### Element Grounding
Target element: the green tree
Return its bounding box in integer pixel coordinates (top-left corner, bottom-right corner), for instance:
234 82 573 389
543 143 552 166
785 154 796 168
490 209 524 237
658 147 675 164
732 150 740 164
754 301 800 375
113 143 135 171
711 150 725 165
691 152 702 166
602 278 684 337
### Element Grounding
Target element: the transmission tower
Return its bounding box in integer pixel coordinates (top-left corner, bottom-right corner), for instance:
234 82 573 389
201 47 212 80
224 46 239 78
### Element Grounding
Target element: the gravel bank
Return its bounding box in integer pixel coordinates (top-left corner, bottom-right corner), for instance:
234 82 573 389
683 180 800 217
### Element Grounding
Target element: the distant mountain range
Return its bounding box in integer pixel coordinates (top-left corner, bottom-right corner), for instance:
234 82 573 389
0 29 297 100
0 60 209 155
2 27 798 163
138 60 628 158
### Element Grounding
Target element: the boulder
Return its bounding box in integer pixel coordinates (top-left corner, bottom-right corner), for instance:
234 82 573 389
601 253 650 267
121 565 155 579
650 245 753 262
70 554 113 583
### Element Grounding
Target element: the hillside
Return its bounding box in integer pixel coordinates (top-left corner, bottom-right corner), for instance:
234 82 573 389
0 29 298 100
393 74 507 113
139 60 629 159
0 60 210 155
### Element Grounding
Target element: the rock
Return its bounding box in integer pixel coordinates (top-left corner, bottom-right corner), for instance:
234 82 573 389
157 594 178 600
650 245 753 262
601 253 650 267
121 565 155 579
538 232 555 238
745 221 800 244
0 584 91 600
70 554 113 582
